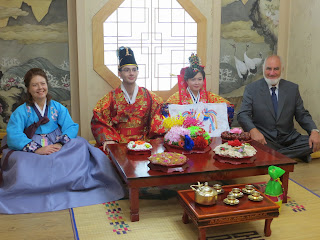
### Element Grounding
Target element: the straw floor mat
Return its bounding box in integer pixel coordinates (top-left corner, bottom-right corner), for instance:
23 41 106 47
71 179 320 240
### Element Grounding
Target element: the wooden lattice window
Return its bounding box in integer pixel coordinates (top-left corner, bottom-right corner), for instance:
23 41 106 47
92 0 206 101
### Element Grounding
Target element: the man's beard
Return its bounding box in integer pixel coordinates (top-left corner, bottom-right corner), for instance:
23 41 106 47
263 73 281 86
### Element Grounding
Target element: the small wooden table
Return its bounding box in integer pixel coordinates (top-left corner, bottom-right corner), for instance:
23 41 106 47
177 184 280 240
108 138 296 222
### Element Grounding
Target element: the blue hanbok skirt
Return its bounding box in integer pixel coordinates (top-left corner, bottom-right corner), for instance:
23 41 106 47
0 129 125 214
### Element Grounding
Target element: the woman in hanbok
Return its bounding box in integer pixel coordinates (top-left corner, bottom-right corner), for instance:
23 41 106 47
0 68 125 214
165 54 234 126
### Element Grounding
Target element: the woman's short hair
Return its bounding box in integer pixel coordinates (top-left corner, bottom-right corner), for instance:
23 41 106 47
24 68 52 105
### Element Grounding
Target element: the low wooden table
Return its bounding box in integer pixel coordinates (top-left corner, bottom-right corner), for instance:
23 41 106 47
177 184 280 240
108 137 296 222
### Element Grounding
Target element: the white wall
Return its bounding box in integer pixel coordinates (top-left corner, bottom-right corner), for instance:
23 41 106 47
287 0 320 130
73 0 114 140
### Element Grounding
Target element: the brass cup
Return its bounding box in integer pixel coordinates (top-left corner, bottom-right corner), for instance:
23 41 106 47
252 191 261 197
232 188 241 194
213 184 222 190
245 184 254 190
227 194 236 201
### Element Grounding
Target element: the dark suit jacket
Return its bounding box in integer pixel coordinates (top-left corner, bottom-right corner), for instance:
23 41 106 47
237 78 317 144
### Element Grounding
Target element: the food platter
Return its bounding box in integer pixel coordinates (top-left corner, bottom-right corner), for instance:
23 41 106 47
163 143 211 154
215 153 253 159
127 141 152 154
147 161 189 173
213 154 256 165
127 149 151 155
147 152 189 173
221 139 252 143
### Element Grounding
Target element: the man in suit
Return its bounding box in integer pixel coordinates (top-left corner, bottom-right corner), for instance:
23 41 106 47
237 55 320 162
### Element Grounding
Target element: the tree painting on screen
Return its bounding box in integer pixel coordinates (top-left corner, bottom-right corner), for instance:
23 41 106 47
0 0 70 130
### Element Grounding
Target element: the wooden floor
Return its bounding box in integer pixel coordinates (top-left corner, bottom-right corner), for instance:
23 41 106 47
0 158 319 240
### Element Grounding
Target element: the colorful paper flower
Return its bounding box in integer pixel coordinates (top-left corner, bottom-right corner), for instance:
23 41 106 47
178 140 185 147
230 128 243 134
227 139 242 147
182 116 203 128
164 126 190 143
184 135 194 151
163 115 185 130
193 136 208 149
163 114 212 151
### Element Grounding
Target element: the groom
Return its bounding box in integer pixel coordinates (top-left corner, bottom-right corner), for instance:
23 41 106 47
237 55 320 162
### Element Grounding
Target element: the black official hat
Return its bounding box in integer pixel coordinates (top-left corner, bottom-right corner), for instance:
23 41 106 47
117 46 138 70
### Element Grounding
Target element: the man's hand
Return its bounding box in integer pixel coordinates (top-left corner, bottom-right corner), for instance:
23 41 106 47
35 143 62 155
309 131 320 152
249 128 267 145
103 140 118 152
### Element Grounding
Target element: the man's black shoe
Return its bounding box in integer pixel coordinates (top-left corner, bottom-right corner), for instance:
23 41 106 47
301 155 312 163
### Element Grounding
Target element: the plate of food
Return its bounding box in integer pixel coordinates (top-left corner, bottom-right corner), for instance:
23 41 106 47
148 152 188 167
163 142 211 154
221 128 251 143
127 140 152 154
213 140 257 159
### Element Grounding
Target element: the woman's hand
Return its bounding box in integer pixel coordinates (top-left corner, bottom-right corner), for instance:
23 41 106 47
35 143 62 155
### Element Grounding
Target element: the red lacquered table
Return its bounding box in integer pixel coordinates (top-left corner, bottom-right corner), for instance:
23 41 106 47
107 137 296 222
177 184 280 240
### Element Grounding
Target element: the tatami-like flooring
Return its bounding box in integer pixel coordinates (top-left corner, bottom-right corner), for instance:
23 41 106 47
0 158 319 240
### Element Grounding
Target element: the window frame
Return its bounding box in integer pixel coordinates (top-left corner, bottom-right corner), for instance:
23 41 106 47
92 0 207 101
